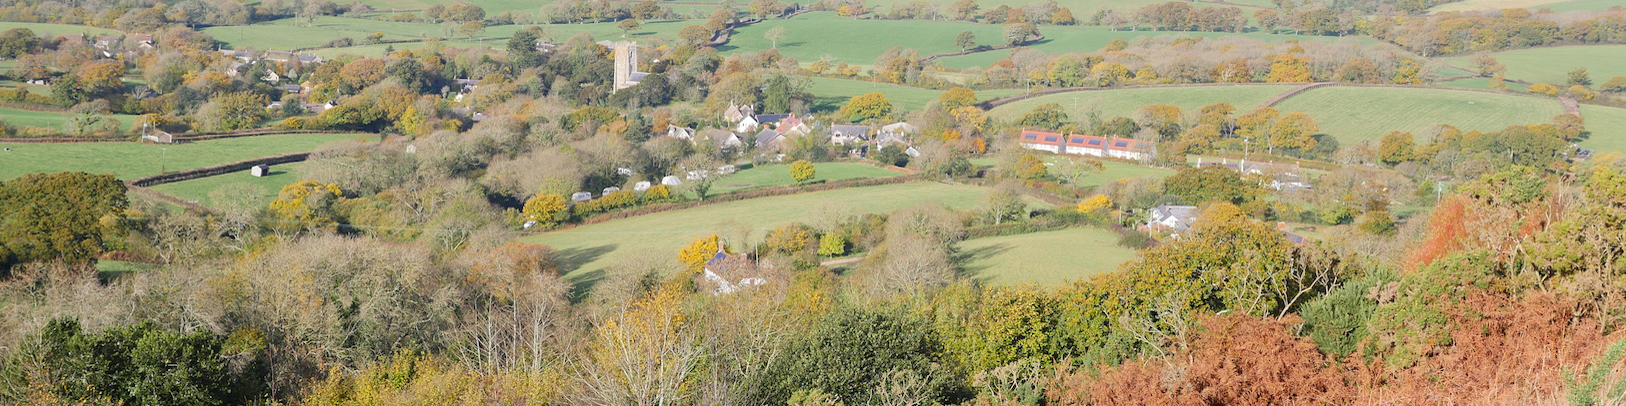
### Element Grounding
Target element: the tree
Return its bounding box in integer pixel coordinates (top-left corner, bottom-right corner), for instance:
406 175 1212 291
632 0 662 19
760 309 955 404
617 18 640 37
1165 166 1255 204
1265 53 1312 83
1603 76 1626 93
1016 103 1068 129
1078 194 1113 215
1378 131 1415 166
955 30 976 51
1569 67 1592 87
1052 7 1074 24
940 87 977 110
790 160 817 185
1529 83 1560 96
458 20 486 40
1054 157 1105 185
0 172 126 272
0 28 40 58
197 92 269 132
678 234 721 274
1267 111 1318 153
980 186 1026 225
8 319 264 405
679 25 713 47
268 180 344 230
873 145 910 167
522 193 570 228
818 232 847 256
77 61 127 96
764 26 787 49
1004 22 1038 46
839 92 893 122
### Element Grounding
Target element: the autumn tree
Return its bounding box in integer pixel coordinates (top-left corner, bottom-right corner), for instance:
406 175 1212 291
759 308 956 404
1267 111 1319 153
76 61 127 96
679 25 713 47
790 160 816 185
940 87 977 110
268 180 345 231
576 285 705 404
678 234 721 274
0 28 40 58
1003 22 1038 46
522 193 570 228
1265 53 1312 83
196 92 269 132
1569 67 1592 87
617 18 640 37
764 26 787 49
1164 166 1256 204
1377 131 1415 166
839 92 893 122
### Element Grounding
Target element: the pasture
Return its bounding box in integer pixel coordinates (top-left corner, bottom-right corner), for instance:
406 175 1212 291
0 22 118 36
1272 86 1564 145
932 27 1378 70
1075 160 1175 188
520 181 994 287
1429 0 1620 12
1436 76 1529 92
149 162 308 208
957 227 1138 286
809 77 1026 112
0 107 139 131
988 84 1292 120
722 14 1009 67
0 133 373 180
709 162 902 195
1579 105 1626 156
1445 45 1626 87
1538 0 1626 11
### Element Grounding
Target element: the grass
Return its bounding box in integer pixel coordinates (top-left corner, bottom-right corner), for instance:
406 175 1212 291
1579 105 1626 156
95 260 154 279
308 40 495 58
1538 0 1626 11
149 162 308 208
722 14 1011 67
988 84 1293 120
1445 45 1626 87
0 133 374 181
1429 0 1622 11
1436 76 1529 92
933 28 1378 70
211 16 706 51
1272 86 1564 145
519 181 994 286
808 77 1026 112
0 22 118 36
958 227 1139 286
0 106 139 131
709 162 902 194
1080 160 1175 188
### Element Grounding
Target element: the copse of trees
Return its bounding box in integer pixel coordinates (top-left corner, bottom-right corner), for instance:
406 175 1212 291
0 172 127 274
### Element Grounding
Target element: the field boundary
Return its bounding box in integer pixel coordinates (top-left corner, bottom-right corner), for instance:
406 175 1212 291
126 151 313 187
0 129 354 144
1256 82 1333 108
921 35 1046 63
126 184 217 212
977 83 1289 109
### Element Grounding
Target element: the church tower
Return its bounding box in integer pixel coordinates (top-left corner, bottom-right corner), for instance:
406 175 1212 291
612 41 639 91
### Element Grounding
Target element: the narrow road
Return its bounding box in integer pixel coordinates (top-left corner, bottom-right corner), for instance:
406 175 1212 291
820 255 866 267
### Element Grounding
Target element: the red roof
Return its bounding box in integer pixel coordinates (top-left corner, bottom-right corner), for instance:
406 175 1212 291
1109 138 1152 151
1020 130 1064 146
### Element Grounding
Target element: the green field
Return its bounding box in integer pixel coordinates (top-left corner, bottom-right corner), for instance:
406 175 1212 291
1537 0 1626 11
520 181 993 287
210 16 707 51
1436 76 1529 92
711 162 902 194
1080 160 1175 188
1429 0 1622 12
149 162 307 208
722 14 1007 67
0 22 118 37
808 77 1026 112
933 28 1378 70
1579 105 1626 156
0 133 373 180
958 227 1138 285
0 106 139 131
1446 45 1626 87
308 40 495 59
989 84 1292 121
1273 86 1565 145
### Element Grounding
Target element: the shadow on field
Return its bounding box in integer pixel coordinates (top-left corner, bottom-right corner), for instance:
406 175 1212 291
555 244 618 302
955 243 1013 283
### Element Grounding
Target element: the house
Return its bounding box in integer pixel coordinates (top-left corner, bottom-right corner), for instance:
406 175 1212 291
733 115 759 133
534 41 558 53
754 114 789 127
723 103 755 123
904 146 921 157
140 130 173 144
266 101 283 110
830 124 868 146
666 125 695 142
1063 134 1110 157
302 100 337 114
283 84 303 93
1018 130 1064 153
699 128 743 152
775 116 810 136
251 164 271 177
261 69 280 83
1107 138 1154 161
454 78 479 91
93 35 119 49
1146 204 1199 235
754 129 784 151
220 49 254 61
701 250 766 295
129 33 153 48
717 165 737 175
298 53 323 64
880 122 918 137
264 51 322 64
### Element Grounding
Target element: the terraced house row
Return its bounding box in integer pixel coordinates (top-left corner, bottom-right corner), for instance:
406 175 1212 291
1016 129 1155 161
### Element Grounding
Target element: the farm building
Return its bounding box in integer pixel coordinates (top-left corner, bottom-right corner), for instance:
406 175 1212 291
251 164 270 177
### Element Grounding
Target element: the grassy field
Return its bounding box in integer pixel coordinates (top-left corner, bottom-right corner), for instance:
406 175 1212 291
808 77 1026 112
308 40 495 58
1445 45 1626 87
1436 76 1530 92
0 133 373 180
1429 0 1622 12
211 16 705 51
0 107 139 131
1538 0 1626 11
722 14 1007 67
933 28 1378 70
149 162 307 208
0 22 118 36
710 162 901 194
958 227 1138 286
1579 105 1626 156
1273 86 1564 145
989 84 1292 120
519 181 993 287
1080 160 1175 188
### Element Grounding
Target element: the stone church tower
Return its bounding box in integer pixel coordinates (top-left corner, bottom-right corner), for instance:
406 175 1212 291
612 41 639 91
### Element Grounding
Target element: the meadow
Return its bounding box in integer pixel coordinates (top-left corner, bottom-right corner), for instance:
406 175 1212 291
932 27 1379 69
1578 105 1626 156
1537 0 1626 11
519 181 994 288
957 226 1138 285
722 14 1008 67
0 133 373 180
0 106 139 131
1273 86 1565 145
1444 45 1626 87
709 162 902 194
0 22 118 36
209 16 706 51
808 77 1026 112
1436 76 1530 92
1073 159 1175 188
988 84 1292 120
149 162 308 208
1428 0 1622 12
